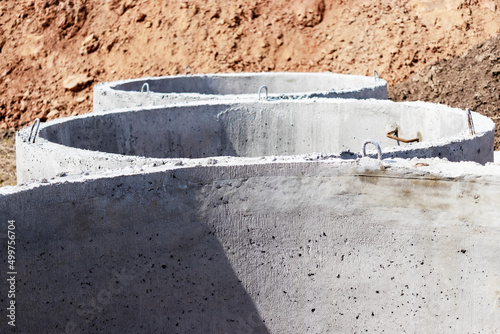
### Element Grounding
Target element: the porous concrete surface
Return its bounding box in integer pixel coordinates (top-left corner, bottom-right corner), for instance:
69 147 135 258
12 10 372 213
93 72 388 112
16 99 494 183
2 157 500 333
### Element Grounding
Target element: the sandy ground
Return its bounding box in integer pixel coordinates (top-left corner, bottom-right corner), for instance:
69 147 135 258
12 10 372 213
0 131 15 186
391 34 500 148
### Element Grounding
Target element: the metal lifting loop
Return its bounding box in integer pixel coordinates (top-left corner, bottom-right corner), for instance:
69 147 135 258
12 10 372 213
141 82 150 93
258 85 268 100
362 140 382 160
466 108 475 136
28 118 40 144
184 65 193 75
386 128 419 143
373 70 380 81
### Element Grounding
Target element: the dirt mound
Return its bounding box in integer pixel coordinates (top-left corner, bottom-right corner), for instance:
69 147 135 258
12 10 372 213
390 34 500 149
1 0 498 131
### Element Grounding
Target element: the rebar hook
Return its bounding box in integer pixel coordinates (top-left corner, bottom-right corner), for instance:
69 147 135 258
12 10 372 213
184 65 193 75
258 85 268 100
28 118 41 143
466 108 475 136
362 140 382 160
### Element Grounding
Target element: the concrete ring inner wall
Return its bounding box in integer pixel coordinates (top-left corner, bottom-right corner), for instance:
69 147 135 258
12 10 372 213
93 72 388 112
2 159 500 332
16 99 494 183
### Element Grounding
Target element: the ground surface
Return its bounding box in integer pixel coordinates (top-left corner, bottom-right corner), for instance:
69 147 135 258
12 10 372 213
390 34 500 148
0 0 499 186
0 130 15 186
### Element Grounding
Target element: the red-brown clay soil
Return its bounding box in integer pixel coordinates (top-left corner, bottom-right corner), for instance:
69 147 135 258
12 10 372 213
0 0 499 186
390 34 500 148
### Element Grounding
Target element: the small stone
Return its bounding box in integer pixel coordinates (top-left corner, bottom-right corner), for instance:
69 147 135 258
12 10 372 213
483 0 497 12
82 34 96 46
136 13 146 22
105 37 118 52
46 110 59 119
80 34 99 55
62 74 93 92
75 96 86 103
492 65 500 77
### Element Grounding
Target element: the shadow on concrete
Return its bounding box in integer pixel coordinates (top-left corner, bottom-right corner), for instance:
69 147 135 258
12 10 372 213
0 171 269 333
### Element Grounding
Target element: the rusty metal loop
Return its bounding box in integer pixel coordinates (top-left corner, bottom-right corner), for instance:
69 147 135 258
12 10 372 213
184 65 193 75
362 140 382 160
386 129 419 143
141 82 150 93
466 108 475 136
258 85 268 100
28 118 41 143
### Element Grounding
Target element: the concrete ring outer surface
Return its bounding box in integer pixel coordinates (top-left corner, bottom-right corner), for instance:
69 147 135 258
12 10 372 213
16 99 494 183
93 72 388 112
2 158 500 333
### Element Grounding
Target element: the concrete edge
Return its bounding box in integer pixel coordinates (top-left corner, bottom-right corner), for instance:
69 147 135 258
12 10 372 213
5 156 500 197
15 99 496 183
93 72 388 112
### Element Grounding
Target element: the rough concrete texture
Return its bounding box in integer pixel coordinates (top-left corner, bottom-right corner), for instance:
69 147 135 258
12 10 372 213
16 99 494 183
2 158 500 333
93 72 388 112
